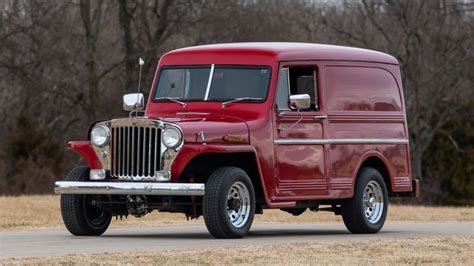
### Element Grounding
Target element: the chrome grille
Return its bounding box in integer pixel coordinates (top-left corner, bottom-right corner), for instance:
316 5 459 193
111 125 161 179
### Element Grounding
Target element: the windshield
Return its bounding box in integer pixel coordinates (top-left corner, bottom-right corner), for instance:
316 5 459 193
154 66 271 102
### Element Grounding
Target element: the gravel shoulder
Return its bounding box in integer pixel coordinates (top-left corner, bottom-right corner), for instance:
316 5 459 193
0 222 472 260
4 236 473 265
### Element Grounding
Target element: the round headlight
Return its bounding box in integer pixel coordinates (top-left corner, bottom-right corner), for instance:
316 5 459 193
90 124 110 147
162 127 182 149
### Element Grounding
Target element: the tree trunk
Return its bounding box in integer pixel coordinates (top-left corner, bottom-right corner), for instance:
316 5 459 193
118 0 136 94
80 0 102 121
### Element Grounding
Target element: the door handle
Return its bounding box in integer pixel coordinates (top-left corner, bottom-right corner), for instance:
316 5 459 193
278 111 289 117
313 115 328 120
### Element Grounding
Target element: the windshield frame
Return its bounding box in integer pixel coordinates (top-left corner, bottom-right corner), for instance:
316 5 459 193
151 64 272 104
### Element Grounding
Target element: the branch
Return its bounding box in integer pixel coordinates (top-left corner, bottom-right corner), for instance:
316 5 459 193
361 0 392 47
437 129 464 153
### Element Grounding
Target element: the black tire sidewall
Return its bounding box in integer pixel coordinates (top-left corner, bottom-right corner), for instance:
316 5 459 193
60 166 112 235
354 168 388 232
219 171 255 236
203 167 256 238
342 167 389 234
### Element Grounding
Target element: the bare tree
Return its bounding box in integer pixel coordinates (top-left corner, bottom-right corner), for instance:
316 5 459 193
315 0 473 179
0 0 472 202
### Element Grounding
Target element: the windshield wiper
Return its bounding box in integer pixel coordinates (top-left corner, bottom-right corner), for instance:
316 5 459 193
221 97 262 108
156 97 187 108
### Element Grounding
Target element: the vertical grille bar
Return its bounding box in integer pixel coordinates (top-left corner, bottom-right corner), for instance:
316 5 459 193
110 124 161 179
131 126 135 177
148 128 152 177
142 128 146 176
124 127 127 176
115 127 118 177
134 127 138 176
125 127 129 178
111 128 115 177
129 126 133 178
137 127 141 176
117 127 122 176
150 128 156 175
121 127 125 176
144 128 147 176
156 129 161 170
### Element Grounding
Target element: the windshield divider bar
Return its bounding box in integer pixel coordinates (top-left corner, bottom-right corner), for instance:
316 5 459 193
204 64 215 101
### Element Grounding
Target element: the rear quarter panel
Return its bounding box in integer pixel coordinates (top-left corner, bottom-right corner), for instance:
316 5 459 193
323 62 412 197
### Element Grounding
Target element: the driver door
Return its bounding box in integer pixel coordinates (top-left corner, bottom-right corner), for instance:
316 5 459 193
273 64 328 199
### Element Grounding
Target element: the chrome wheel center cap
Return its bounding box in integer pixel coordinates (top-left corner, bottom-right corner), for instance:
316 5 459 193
369 197 375 208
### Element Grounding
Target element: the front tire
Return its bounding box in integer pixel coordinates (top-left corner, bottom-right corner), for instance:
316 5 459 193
342 167 388 234
60 166 112 236
203 167 255 239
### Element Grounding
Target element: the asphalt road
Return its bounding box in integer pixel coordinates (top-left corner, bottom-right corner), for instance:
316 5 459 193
1 222 472 259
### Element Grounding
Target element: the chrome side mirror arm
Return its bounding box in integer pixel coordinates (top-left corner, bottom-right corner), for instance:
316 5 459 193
278 94 310 131
278 109 303 131
123 58 146 117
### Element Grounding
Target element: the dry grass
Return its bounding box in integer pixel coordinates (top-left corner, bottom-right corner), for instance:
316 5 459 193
0 195 473 231
2 236 473 265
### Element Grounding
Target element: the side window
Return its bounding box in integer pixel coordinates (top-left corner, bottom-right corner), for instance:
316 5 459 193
276 66 318 111
325 66 402 112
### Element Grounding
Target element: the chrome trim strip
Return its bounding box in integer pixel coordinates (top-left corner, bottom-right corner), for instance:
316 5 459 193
274 138 409 145
313 115 328 120
54 181 205 196
176 112 211 115
204 64 215 101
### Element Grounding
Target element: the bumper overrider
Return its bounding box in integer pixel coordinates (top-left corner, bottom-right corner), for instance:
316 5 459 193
55 117 205 196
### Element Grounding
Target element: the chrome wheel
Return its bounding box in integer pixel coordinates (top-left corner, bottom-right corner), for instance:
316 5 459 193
227 181 251 228
363 180 384 224
203 167 255 238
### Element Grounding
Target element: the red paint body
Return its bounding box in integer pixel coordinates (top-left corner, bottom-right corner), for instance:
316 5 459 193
68 141 102 169
70 43 414 208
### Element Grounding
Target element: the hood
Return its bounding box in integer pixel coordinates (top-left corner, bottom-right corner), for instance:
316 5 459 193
155 113 249 144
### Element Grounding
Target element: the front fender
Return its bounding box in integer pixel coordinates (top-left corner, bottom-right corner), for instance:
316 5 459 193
170 144 259 182
170 143 274 206
68 141 102 169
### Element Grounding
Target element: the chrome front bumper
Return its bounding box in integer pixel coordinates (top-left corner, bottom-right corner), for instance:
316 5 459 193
54 181 205 196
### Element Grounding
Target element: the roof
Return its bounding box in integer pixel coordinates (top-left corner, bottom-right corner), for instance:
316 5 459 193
164 42 398 65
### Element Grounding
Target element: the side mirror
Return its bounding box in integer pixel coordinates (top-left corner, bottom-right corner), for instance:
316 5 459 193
123 93 144 111
289 94 311 110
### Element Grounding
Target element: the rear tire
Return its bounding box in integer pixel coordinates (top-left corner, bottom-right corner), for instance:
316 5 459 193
203 167 255 239
342 167 388 234
60 166 112 236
